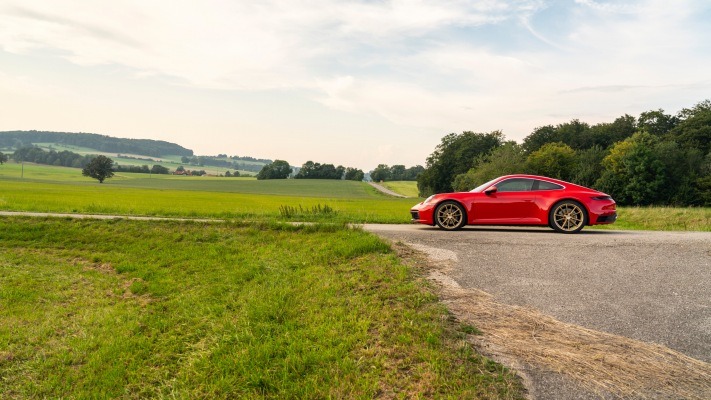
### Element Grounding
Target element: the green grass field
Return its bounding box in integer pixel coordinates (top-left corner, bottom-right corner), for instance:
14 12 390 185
0 217 522 399
0 163 419 223
380 181 420 197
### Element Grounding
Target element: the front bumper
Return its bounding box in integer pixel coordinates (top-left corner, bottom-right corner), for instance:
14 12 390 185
410 202 436 225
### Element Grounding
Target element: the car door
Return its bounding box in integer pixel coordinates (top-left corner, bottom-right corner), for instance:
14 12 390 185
470 178 540 224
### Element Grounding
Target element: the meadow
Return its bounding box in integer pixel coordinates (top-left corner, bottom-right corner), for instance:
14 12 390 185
0 217 522 398
0 162 418 223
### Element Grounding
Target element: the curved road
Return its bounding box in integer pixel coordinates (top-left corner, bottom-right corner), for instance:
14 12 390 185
363 224 711 398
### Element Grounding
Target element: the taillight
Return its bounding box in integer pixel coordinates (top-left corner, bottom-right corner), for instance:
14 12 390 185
591 196 612 200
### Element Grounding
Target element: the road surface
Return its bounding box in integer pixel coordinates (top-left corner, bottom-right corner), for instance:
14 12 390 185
364 224 711 399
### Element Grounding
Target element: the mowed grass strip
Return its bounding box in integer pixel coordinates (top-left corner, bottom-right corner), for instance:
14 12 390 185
0 218 522 399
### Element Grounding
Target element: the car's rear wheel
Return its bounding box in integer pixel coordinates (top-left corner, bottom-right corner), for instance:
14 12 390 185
435 201 466 230
549 200 587 233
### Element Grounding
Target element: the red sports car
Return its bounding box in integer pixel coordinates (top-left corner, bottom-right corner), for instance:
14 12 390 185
410 175 617 233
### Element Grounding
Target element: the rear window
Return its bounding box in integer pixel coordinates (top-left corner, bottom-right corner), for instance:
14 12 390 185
535 180 564 190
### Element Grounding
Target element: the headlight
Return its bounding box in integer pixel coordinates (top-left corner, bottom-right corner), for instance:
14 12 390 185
423 195 435 204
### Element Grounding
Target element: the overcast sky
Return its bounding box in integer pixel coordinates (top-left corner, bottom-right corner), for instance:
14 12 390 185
1 0 709 170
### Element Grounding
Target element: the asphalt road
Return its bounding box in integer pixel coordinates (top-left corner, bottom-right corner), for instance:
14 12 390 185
363 224 711 397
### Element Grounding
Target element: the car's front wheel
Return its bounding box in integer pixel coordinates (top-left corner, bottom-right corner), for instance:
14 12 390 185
549 200 587 233
435 201 467 230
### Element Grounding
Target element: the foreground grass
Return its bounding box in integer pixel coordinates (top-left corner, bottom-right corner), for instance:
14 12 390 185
0 218 522 399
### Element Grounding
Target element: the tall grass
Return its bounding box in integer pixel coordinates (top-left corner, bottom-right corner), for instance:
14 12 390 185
0 218 522 398
591 206 711 231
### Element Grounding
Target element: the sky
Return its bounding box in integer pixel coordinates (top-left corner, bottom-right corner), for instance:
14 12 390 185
1 0 710 171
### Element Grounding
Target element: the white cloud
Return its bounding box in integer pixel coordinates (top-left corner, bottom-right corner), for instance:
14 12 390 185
0 1 544 89
0 0 709 166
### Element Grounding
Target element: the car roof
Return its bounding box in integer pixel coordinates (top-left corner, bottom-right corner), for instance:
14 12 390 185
494 174 590 190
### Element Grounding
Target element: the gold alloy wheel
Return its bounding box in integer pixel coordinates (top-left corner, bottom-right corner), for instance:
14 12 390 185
436 202 465 230
552 202 585 232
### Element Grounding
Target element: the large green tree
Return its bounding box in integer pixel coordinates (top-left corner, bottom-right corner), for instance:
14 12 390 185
573 145 608 188
82 155 114 183
526 142 578 182
344 167 364 181
417 131 503 196
638 109 677 136
257 160 292 180
668 100 711 154
369 164 391 182
596 133 666 205
453 142 527 191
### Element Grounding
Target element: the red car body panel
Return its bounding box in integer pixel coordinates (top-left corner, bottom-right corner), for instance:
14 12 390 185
410 175 617 229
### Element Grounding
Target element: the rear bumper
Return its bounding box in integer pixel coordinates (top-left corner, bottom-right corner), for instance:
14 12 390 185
595 213 617 224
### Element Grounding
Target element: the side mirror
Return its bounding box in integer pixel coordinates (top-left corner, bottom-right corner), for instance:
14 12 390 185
484 186 497 195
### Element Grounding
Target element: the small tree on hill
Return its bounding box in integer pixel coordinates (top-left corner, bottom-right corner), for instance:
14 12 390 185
0 152 7 164
82 155 114 183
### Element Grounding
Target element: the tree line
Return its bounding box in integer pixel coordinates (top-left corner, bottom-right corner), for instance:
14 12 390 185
12 146 94 168
369 164 424 182
180 155 271 173
115 164 171 175
417 100 711 206
11 146 173 176
0 131 193 157
256 160 366 181
294 161 365 181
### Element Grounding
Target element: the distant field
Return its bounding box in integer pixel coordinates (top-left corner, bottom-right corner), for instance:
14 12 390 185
380 181 420 197
0 165 419 223
0 162 97 182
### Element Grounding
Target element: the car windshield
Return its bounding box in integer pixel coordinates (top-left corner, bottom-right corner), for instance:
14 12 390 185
469 177 500 193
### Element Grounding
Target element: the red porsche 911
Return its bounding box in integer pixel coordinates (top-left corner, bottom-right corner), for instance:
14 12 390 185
410 175 617 233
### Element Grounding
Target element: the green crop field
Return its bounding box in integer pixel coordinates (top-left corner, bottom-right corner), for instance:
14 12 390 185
0 163 420 223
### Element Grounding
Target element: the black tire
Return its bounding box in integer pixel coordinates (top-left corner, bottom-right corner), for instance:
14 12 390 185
435 201 467 230
549 200 587 233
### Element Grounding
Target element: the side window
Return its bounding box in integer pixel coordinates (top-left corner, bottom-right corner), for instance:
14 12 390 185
496 178 534 192
535 180 564 191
